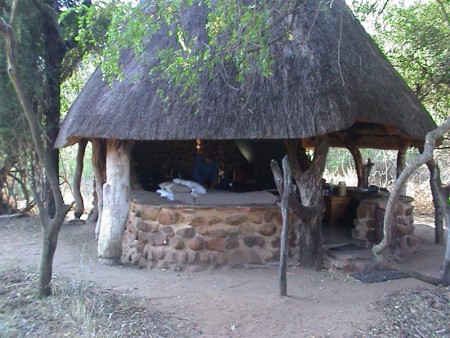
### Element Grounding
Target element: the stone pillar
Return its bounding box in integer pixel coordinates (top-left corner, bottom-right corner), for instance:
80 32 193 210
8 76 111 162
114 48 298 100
98 140 132 264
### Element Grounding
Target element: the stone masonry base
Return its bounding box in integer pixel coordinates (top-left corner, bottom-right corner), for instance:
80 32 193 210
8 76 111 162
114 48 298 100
122 200 283 271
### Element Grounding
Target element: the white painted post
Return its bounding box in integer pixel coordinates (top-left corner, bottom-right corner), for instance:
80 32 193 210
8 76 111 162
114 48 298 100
98 140 132 264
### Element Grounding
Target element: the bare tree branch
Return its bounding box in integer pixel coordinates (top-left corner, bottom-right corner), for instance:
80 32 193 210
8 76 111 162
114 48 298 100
373 117 450 284
373 117 450 256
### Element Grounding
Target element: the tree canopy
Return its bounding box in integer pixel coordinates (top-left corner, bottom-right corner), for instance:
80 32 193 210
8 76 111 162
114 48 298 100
351 0 449 123
0 0 120 295
88 0 305 106
376 1 449 123
0 0 114 214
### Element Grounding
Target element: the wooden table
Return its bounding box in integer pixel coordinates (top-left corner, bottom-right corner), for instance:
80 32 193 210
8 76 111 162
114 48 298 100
323 195 352 223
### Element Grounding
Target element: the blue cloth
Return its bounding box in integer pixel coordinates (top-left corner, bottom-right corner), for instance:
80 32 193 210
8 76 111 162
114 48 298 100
193 155 219 188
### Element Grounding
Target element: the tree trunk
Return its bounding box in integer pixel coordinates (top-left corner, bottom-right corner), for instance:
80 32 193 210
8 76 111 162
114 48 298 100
41 65 60 218
0 154 16 190
42 138 58 218
396 145 408 195
97 140 132 264
427 160 445 244
92 139 106 239
442 187 450 284
39 207 67 296
73 139 88 219
373 118 450 285
10 168 34 213
361 159 374 189
1 12 72 297
270 156 294 296
436 175 450 284
348 144 364 188
297 209 324 269
442 253 450 285
0 154 17 214
87 178 99 222
39 220 58 296
396 146 407 179
42 0 65 219
285 137 328 269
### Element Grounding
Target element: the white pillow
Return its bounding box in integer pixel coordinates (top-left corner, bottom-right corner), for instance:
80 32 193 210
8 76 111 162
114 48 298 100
156 189 169 198
173 179 207 194
158 181 172 190
165 182 192 193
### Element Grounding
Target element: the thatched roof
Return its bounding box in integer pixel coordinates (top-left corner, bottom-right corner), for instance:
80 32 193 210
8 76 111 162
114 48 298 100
56 0 436 150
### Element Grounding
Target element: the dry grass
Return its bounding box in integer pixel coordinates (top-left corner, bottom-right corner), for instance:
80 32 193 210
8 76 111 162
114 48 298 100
354 286 450 337
2 270 448 338
0 269 199 338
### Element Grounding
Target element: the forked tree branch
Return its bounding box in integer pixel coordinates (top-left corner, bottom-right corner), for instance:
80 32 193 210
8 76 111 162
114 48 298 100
372 117 450 284
373 117 450 256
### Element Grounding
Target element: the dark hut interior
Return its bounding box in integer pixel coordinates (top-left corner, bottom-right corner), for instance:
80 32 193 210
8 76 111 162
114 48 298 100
132 139 287 192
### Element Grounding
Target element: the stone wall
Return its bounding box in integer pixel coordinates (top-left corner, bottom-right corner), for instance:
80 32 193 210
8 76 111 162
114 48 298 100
122 201 283 271
352 198 416 255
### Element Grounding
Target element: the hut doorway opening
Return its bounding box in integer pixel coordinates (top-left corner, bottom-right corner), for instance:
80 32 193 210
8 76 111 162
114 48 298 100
131 139 288 193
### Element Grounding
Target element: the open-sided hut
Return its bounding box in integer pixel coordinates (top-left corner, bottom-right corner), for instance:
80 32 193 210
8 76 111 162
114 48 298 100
56 0 436 268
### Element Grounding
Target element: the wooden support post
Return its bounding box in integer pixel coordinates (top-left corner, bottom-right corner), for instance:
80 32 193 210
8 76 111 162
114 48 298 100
87 178 99 222
347 144 364 188
396 144 408 195
361 159 374 189
92 139 106 239
97 139 132 265
285 137 328 269
73 139 88 219
427 160 445 245
271 156 294 296
396 145 407 179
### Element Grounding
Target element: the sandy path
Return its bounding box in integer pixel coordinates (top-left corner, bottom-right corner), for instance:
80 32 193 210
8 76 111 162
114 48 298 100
0 216 444 337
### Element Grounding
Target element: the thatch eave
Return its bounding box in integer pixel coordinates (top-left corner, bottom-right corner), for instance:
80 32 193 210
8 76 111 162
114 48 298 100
55 0 436 150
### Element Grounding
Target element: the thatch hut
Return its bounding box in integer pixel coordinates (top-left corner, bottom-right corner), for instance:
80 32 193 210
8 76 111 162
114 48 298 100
56 0 436 266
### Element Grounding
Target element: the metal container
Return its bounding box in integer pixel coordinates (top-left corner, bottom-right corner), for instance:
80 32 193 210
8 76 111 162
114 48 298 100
338 181 346 196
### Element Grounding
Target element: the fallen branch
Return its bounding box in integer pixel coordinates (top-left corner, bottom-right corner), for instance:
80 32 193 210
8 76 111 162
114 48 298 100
380 254 442 285
0 212 24 219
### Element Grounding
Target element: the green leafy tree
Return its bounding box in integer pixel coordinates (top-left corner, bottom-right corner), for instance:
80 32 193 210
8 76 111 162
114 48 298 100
0 0 117 296
0 4 45 214
94 0 297 104
376 1 449 123
350 0 449 123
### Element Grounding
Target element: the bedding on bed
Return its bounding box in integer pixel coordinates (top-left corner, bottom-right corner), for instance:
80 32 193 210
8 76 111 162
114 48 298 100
154 178 278 205
157 190 278 205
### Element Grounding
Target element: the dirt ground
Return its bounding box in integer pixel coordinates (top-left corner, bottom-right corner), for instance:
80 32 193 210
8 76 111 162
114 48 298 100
0 215 448 337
